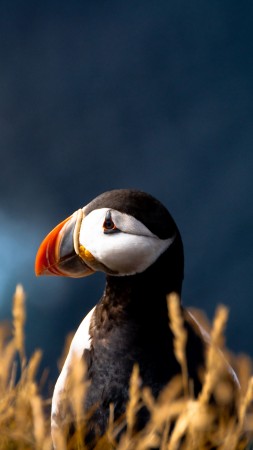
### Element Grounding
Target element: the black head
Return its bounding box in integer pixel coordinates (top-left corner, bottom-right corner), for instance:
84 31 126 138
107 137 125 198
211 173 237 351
36 189 184 293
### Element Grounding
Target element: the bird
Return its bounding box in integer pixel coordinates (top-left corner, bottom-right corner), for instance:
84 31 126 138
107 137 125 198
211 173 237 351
35 189 239 448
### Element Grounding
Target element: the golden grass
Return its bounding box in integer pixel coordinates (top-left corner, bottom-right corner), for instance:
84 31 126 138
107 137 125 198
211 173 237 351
0 287 252 449
167 293 189 397
0 286 51 450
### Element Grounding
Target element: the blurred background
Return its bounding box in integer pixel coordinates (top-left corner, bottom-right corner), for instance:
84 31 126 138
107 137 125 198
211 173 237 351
0 0 252 387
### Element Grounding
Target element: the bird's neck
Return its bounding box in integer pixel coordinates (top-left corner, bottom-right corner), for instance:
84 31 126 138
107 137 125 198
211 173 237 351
99 251 183 326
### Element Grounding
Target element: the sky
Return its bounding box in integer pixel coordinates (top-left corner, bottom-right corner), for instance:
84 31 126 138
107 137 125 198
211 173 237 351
0 0 252 385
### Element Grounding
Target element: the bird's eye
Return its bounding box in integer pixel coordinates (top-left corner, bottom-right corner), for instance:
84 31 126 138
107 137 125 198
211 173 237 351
103 210 118 234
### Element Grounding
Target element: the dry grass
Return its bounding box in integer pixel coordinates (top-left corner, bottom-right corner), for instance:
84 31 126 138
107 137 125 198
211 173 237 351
0 287 252 449
0 285 51 450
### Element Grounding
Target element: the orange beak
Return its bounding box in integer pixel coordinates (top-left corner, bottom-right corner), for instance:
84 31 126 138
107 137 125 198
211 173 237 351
35 211 94 278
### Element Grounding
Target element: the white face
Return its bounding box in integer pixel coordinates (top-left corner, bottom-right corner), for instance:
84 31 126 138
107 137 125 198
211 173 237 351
78 208 175 276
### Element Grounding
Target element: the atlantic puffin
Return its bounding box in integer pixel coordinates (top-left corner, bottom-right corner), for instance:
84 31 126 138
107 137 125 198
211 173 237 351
35 189 239 447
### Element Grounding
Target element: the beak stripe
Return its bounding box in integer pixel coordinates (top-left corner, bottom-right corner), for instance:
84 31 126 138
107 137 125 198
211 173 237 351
74 209 85 255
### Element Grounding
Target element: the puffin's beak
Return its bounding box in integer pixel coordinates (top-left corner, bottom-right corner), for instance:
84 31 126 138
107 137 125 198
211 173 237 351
35 209 94 278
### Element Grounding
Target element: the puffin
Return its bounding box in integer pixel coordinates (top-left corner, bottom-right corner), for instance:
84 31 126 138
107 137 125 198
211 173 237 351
35 189 239 448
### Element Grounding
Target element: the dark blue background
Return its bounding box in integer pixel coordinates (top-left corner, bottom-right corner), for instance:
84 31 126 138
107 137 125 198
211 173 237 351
0 1 252 385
